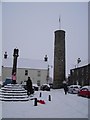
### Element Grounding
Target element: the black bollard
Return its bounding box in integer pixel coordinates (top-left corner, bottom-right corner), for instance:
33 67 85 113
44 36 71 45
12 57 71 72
39 92 42 97
34 98 37 106
48 95 51 101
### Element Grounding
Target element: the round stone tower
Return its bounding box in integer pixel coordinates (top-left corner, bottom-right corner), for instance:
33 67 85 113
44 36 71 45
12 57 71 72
53 30 66 89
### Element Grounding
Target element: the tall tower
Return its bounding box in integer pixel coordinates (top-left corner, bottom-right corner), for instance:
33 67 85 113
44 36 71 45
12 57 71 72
53 30 66 89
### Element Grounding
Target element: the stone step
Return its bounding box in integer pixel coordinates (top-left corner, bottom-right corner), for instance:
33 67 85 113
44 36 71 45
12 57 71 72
0 97 29 101
2 90 27 93
1 87 25 91
0 95 28 98
0 84 29 101
1 89 25 91
0 92 27 96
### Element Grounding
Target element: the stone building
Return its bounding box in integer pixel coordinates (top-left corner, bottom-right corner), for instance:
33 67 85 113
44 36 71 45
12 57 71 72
53 30 66 88
68 64 90 86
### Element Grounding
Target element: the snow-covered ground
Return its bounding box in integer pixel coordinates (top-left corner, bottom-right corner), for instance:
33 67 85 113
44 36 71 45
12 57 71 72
0 89 89 118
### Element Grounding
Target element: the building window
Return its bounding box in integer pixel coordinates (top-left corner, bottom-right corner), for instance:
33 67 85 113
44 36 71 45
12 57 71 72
37 80 40 86
37 70 41 77
25 70 28 76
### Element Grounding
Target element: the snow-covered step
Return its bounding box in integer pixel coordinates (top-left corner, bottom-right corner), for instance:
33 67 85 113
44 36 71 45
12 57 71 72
2 90 27 93
3 85 24 88
1 88 25 91
0 89 3 92
4 84 21 86
0 84 29 101
4 84 23 88
0 97 29 101
1 86 24 89
0 95 28 98
0 92 27 96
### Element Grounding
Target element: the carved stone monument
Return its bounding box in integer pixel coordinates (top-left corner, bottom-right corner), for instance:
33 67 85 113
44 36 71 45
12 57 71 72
12 48 19 84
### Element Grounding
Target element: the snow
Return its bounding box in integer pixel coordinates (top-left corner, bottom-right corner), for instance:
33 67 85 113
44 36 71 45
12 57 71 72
0 89 89 118
81 86 90 90
41 84 50 87
68 85 81 88
0 92 27 96
33 84 38 87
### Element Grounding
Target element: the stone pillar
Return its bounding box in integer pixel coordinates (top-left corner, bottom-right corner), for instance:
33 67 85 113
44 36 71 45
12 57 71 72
12 48 19 84
53 30 65 89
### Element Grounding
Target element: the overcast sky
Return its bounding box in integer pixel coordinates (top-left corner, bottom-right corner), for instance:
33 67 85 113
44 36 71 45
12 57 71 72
1 2 88 78
0 2 2 76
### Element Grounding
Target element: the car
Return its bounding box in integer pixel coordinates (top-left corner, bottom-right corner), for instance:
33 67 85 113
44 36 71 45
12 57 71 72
33 84 39 91
40 84 50 91
68 85 81 94
49 83 53 88
78 86 90 98
2 77 12 86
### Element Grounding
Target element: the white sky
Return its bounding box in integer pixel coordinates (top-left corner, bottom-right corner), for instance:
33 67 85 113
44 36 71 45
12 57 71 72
0 1 88 78
0 2 2 76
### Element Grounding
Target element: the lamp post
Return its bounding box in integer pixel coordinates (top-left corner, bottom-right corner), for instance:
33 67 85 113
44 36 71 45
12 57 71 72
46 65 49 84
76 58 81 85
44 55 48 62
44 55 48 83
44 55 53 84
71 70 74 85
46 65 53 84
4 52 8 59
77 58 81 67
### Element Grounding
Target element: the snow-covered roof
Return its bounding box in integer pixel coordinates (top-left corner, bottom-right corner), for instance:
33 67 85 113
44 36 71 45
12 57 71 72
69 85 81 88
2 58 48 70
73 60 88 69
41 84 50 87
81 86 90 90
78 61 88 68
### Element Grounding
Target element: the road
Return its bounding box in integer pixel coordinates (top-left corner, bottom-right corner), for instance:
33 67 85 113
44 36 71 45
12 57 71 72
0 89 89 118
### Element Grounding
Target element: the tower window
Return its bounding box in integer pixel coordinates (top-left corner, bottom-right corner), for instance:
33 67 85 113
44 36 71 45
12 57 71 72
37 80 40 86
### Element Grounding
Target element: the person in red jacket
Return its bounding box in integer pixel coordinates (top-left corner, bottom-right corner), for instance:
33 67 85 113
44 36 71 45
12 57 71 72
12 72 16 84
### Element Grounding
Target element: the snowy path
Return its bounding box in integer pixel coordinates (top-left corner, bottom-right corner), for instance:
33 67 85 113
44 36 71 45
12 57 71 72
0 89 89 118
